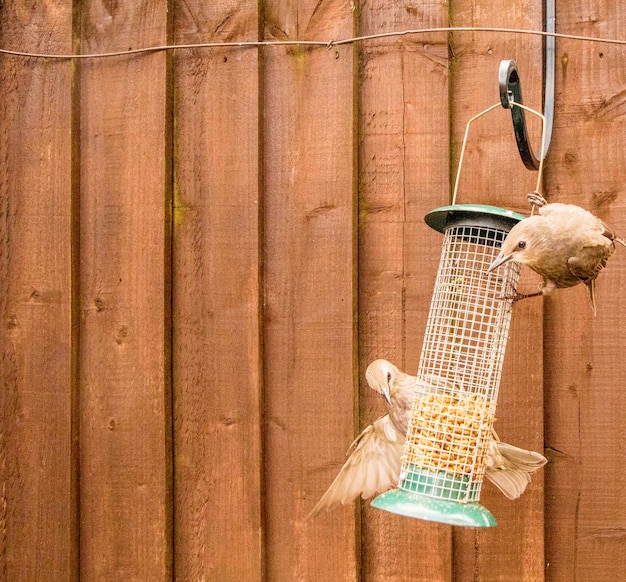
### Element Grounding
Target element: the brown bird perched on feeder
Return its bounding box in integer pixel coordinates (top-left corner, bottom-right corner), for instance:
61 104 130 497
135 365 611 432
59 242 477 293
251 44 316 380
488 202 626 314
308 359 547 519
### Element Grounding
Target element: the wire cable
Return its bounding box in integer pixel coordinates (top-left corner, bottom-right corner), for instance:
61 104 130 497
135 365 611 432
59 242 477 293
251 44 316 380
0 26 625 60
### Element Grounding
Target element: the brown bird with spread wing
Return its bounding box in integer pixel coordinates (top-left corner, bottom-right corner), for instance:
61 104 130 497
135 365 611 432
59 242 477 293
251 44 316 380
488 202 625 314
308 359 547 518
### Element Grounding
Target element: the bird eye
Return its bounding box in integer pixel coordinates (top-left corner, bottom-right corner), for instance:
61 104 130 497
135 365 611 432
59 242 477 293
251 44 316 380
518 240 526 249
386 372 392 382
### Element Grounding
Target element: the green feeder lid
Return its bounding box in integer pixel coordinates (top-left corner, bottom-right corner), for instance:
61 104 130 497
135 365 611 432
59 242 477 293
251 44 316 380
424 204 526 234
371 488 497 528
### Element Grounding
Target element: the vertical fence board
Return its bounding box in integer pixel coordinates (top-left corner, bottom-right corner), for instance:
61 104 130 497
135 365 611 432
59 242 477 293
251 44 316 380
449 1 545 580
78 2 172 579
172 1 263 579
262 1 358 579
357 2 452 580
0 2 76 579
544 7 626 580
2 2 625 578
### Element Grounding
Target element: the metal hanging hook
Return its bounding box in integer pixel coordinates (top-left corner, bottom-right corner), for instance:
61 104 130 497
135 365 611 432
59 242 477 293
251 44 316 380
499 0 555 170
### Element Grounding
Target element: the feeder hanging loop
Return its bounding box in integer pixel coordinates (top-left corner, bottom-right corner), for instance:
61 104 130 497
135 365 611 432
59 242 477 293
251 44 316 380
451 96 547 209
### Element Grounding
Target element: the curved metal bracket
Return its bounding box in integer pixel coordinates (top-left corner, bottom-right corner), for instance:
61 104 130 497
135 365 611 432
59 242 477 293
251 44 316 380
499 0 555 170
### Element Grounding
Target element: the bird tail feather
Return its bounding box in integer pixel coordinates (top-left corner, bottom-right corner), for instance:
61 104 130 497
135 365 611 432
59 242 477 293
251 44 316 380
585 280 597 316
600 220 626 248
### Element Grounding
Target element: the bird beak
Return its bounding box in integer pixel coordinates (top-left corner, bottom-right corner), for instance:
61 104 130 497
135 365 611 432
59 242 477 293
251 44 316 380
487 253 513 273
380 386 391 405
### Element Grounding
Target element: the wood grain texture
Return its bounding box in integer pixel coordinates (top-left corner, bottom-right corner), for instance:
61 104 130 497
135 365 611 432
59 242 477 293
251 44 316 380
357 1 453 580
172 1 263 579
78 2 172 579
449 1 544 213
449 1 545 580
544 5 626 580
2 2 626 578
262 1 358 579
452 300 545 581
0 2 76 579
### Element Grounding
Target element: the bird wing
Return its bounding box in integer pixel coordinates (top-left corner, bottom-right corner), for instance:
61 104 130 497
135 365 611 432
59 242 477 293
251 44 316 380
485 439 547 500
495 441 547 472
567 244 613 283
567 243 614 314
485 465 531 500
307 415 404 519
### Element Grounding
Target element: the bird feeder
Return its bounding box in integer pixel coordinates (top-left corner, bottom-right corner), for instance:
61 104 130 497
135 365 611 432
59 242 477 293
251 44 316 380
371 61 549 527
371 205 523 527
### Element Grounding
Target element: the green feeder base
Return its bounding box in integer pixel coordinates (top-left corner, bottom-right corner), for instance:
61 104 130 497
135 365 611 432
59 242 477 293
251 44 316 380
371 488 497 528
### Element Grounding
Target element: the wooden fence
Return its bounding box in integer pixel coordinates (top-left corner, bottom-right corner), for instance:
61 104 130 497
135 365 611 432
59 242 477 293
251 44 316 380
1 0 625 580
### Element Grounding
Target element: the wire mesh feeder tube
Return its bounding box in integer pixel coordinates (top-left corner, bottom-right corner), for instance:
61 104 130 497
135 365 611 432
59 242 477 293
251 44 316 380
371 204 525 527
